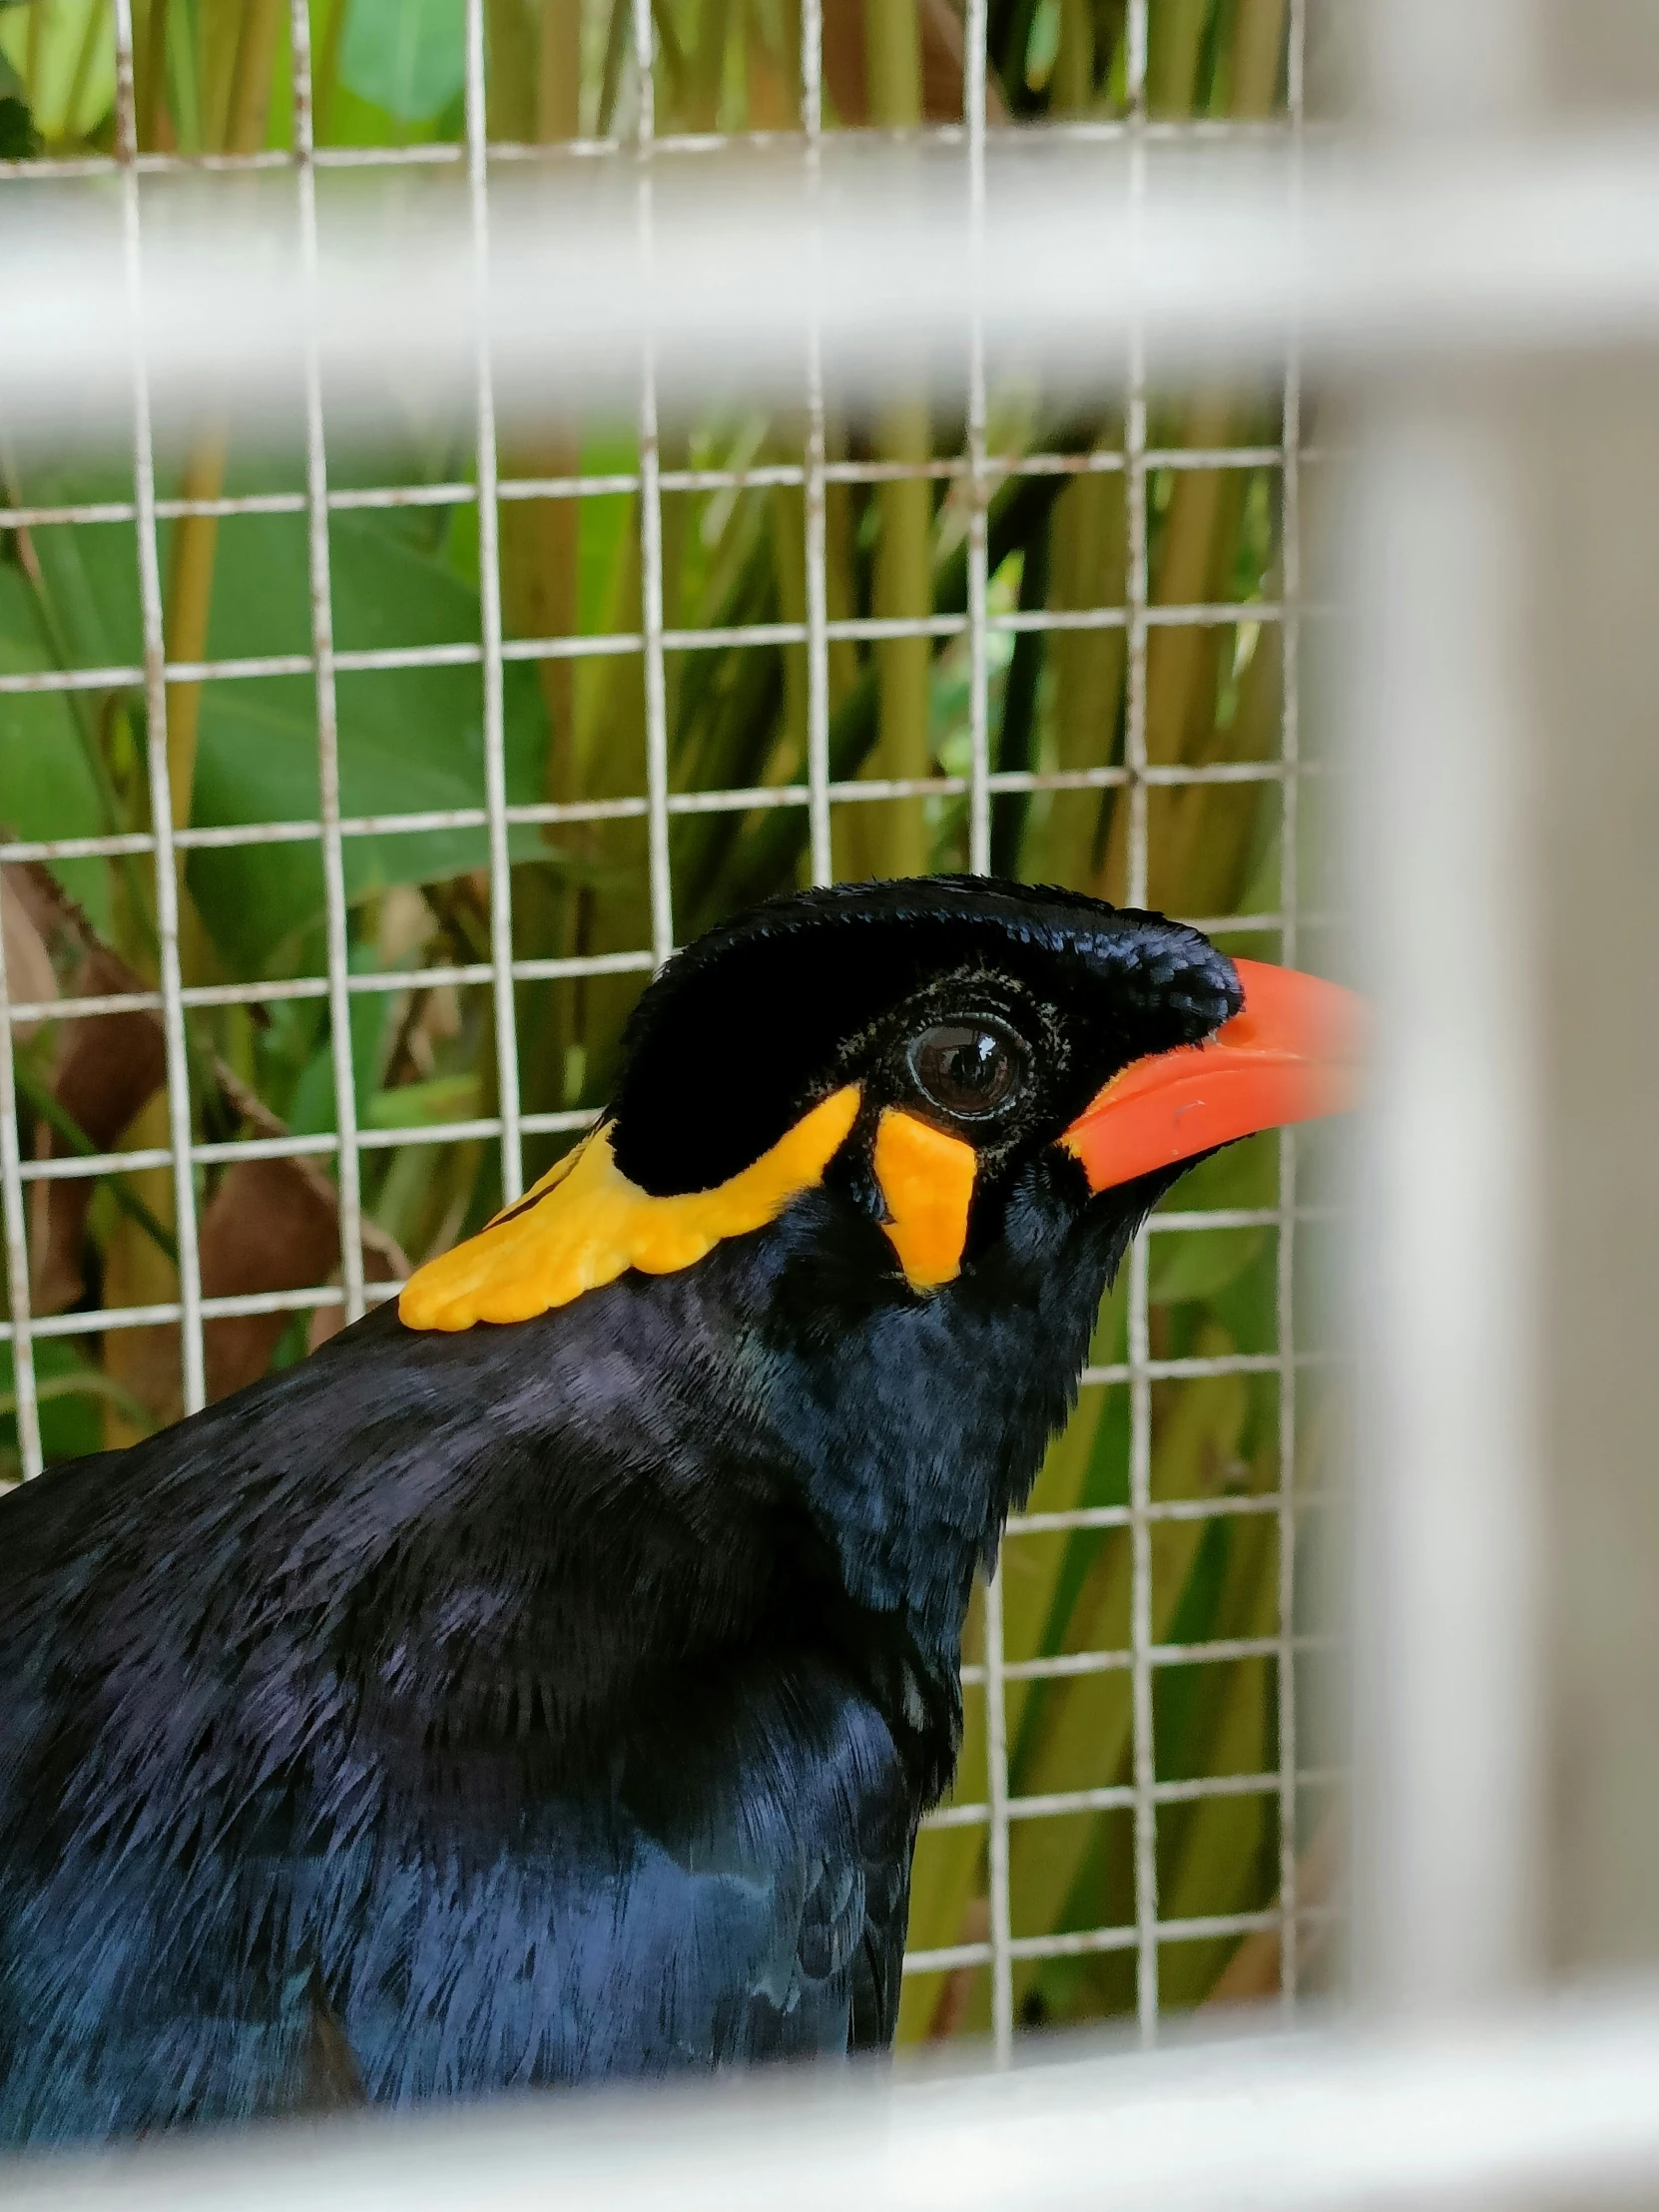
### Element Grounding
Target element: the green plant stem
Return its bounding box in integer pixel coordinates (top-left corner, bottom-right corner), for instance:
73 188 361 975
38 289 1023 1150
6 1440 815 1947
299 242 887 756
597 0 631 133
649 0 686 95
62 0 107 143
687 0 732 128
24 0 47 110
14 1064 179 1266
854 0 930 878
1146 0 1207 116
0 1368 160 1437
989 526 1049 877
313 0 349 143
711 458 1076 923
1053 0 1092 110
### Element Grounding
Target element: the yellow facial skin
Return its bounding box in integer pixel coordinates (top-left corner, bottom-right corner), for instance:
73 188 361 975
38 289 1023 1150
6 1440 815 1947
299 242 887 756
400 1086 862 1332
871 1109 978 1290
399 1080 989 1331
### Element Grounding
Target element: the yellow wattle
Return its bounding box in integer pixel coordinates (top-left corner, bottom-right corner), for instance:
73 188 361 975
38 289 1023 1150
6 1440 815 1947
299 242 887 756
871 1108 978 1290
398 1085 862 1332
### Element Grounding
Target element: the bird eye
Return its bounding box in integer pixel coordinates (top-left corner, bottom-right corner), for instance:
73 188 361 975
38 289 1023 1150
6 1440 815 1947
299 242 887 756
906 1021 1027 1122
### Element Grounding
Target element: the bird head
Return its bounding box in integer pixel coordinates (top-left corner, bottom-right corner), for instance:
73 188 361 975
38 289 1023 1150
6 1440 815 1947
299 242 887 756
399 877 1358 1333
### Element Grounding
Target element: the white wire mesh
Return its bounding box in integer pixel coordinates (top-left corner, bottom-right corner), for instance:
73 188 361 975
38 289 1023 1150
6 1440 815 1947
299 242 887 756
0 0 1332 2055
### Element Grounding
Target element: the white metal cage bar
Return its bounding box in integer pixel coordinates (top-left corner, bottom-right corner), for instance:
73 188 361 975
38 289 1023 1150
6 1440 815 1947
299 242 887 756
1124 0 1159 2047
117 0 206 1439
290 0 365 1334
465 0 526 1210
1275 0 1308 2017
17 1989 1659 2212
800 0 832 891
631 0 675 977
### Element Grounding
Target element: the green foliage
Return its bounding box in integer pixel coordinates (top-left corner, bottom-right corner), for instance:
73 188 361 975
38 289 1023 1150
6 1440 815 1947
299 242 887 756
187 510 553 968
339 0 467 124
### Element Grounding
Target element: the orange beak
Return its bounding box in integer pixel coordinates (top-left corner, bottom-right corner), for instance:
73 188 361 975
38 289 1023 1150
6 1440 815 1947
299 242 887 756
1059 957 1363 1195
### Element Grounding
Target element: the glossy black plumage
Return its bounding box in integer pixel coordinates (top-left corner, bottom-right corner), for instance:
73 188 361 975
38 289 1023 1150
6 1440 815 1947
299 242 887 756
0 878 1240 2146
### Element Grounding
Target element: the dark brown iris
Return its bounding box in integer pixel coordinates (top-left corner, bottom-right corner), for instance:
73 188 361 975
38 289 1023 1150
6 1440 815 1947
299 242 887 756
906 1021 1026 1122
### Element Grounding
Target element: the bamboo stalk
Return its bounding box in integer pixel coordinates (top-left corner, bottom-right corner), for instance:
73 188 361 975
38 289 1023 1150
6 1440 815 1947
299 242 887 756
158 0 283 867
848 0 931 881
134 0 175 152
720 463 1072 920
1052 0 1092 113
1145 0 1207 118
824 449 860 713
1151 1507 1278 2009
750 0 796 130
1034 18 1118 892
490 0 586 1175
313 0 349 144
24 0 48 113
1162 574 1283 916
1094 0 1286 906
62 0 108 144
769 480 810 790
1006 1329 1250 2019
989 521 1050 877
597 0 631 135
486 0 536 139
1045 458 1126 890
687 0 733 129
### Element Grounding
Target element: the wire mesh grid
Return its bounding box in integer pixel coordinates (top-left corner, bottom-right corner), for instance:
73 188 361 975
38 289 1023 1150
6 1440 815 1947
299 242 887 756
0 0 1345 2061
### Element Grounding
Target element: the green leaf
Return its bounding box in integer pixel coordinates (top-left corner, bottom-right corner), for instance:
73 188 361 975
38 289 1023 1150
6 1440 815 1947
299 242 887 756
0 563 114 931
1148 1224 1266 1306
339 0 467 124
0 1341 115 1468
365 1071 480 1130
286 943 399 1136
184 510 552 971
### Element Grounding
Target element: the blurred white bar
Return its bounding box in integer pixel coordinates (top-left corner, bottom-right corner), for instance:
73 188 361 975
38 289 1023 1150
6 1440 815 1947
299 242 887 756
11 1987 1659 2212
1347 0 1547 2016
1349 414 1544 2011
10 133 1659 440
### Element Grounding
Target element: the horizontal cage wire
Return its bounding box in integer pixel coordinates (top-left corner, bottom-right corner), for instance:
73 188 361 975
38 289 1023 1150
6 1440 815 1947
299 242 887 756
0 0 1348 2062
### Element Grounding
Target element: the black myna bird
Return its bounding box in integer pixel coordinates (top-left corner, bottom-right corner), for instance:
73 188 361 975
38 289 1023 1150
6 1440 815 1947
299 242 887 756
0 876 1356 2144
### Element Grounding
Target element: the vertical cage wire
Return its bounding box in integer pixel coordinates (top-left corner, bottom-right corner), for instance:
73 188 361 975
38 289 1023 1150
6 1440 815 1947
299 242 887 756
630 0 675 973
0 864 37 1478
290 0 365 1327
1275 0 1308 2010
801 0 832 892
1122 0 1158 2046
962 0 1012 2069
464 0 525 1206
113 0 207 1421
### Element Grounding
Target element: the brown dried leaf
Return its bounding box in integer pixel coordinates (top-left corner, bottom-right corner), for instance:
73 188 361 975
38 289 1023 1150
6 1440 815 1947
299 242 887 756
1 875 58 1038
3 861 169 1317
1 854 412 1387
205 1061 410 1395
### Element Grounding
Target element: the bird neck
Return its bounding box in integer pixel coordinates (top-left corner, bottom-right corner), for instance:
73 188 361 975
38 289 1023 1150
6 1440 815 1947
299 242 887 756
747 1160 1130 1688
